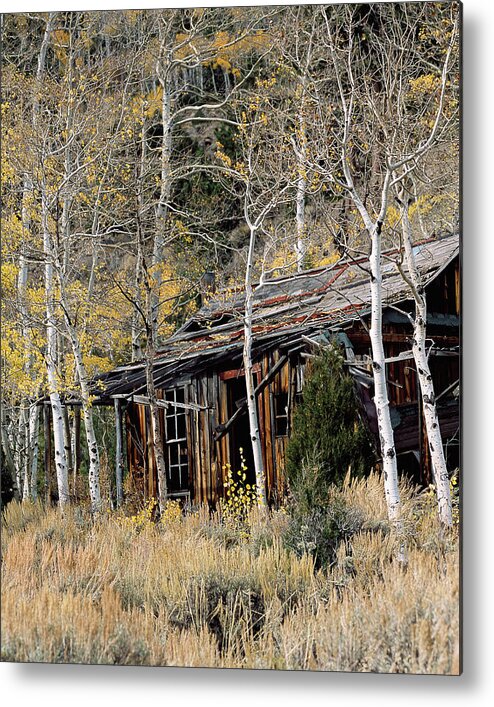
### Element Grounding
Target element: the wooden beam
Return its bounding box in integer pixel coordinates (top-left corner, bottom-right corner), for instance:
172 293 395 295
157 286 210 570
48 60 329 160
436 378 460 403
301 334 324 348
349 331 459 345
214 355 289 441
114 398 124 508
384 350 414 364
219 363 261 381
121 394 209 412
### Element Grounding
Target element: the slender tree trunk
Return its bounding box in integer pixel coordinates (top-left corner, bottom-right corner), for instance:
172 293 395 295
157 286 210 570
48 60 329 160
243 225 267 507
36 15 69 508
43 403 53 504
400 201 453 527
294 76 308 272
325 16 403 533
42 190 70 507
131 246 144 362
369 224 402 524
15 407 27 499
21 406 31 501
72 406 81 495
52 128 102 513
342 174 403 530
144 318 168 514
133 84 168 511
61 314 102 514
29 403 40 501
152 72 173 343
18 176 32 502
131 82 149 362
62 405 73 490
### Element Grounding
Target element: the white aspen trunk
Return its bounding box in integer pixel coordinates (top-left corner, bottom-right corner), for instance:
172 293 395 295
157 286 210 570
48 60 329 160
28 402 40 501
325 17 403 530
340 170 403 531
51 52 102 511
62 405 73 484
132 98 147 362
22 407 31 501
19 407 30 501
61 183 73 280
32 13 55 119
223 68 231 96
19 174 32 503
294 76 307 272
47 394 69 507
243 225 267 508
61 312 102 514
14 408 25 499
61 45 75 278
144 322 168 514
20 180 42 504
87 208 100 304
369 225 402 524
131 247 144 362
401 204 453 527
72 406 81 495
43 403 52 502
33 14 69 507
326 19 402 527
152 74 173 343
42 190 70 507
295 166 306 271
114 398 124 508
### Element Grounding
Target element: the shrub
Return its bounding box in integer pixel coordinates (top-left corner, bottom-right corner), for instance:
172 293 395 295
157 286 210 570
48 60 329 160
286 344 374 490
282 460 364 568
219 451 257 537
1 484 459 672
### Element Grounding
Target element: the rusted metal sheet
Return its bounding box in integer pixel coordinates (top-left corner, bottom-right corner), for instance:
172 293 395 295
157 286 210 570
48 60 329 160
95 235 459 402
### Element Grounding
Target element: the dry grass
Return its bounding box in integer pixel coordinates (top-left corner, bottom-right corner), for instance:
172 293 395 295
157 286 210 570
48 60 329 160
1 473 460 673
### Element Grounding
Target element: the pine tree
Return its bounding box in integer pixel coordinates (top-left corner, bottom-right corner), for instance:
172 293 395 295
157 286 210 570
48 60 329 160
286 344 374 499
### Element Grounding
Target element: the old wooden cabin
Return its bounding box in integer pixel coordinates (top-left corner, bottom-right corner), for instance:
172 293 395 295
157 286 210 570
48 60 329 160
97 233 460 506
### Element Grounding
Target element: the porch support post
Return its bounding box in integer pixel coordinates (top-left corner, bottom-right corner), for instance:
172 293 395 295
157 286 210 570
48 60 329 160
114 397 124 508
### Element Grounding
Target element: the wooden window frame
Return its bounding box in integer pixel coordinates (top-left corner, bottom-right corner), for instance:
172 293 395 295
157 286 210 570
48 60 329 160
273 391 289 438
164 387 189 492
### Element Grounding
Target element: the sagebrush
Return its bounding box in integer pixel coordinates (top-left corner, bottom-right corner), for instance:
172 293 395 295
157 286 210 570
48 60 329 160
1 473 459 673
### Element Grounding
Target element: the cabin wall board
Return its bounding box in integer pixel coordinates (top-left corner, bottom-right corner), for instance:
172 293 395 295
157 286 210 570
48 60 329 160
124 355 294 505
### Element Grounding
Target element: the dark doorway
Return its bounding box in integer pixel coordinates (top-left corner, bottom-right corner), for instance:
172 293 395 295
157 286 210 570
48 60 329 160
226 375 256 487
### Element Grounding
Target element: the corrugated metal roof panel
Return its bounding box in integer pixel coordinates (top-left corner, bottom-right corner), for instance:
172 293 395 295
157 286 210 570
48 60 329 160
96 233 458 395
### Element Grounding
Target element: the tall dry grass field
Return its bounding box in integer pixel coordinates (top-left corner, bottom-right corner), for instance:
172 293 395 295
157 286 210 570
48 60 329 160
1 474 460 673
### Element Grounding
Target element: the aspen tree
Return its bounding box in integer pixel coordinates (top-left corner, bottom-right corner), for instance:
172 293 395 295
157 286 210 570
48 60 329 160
317 3 459 530
37 14 70 506
396 190 454 527
214 78 297 507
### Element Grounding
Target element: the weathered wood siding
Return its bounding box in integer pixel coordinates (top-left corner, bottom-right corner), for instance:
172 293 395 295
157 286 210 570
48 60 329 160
124 259 459 503
125 354 295 506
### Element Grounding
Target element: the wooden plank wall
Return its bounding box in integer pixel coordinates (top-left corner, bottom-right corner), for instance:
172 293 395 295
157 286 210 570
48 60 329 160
124 329 458 505
125 355 295 507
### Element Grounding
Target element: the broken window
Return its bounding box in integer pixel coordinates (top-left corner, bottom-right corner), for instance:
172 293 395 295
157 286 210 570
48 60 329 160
164 388 189 492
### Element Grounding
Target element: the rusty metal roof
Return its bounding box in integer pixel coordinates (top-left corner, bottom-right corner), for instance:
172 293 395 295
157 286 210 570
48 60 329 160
97 233 459 397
